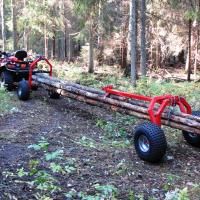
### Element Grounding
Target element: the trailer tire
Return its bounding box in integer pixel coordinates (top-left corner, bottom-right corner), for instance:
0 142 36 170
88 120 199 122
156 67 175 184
182 111 200 147
48 90 60 99
134 122 167 163
0 71 14 91
17 80 30 101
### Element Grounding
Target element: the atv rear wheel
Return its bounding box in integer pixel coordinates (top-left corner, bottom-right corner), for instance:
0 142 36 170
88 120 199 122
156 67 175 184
182 111 200 147
17 80 30 101
134 122 167 163
48 90 60 99
0 71 14 91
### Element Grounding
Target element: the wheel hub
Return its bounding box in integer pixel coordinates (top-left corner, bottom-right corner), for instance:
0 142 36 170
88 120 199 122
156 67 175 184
188 133 198 138
138 135 150 152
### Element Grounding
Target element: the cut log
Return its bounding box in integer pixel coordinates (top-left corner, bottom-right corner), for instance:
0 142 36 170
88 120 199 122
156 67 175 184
32 74 200 134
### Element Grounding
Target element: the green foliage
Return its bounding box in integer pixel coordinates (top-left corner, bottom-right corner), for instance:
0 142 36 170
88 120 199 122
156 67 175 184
31 170 60 192
96 115 135 139
65 184 118 200
45 150 64 161
9 138 78 198
94 184 118 198
165 188 190 200
49 163 63 173
75 136 97 148
28 137 49 151
17 167 28 177
0 88 13 114
74 0 100 16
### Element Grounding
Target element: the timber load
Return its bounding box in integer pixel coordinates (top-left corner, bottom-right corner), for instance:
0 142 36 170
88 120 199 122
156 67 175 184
32 73 200 135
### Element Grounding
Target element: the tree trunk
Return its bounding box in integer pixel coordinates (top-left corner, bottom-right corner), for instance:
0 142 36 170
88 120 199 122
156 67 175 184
43 0 48 57
68 34 72 62
11 0 17 50
121 2 129 70
23 0 28 51
88 21 94 73
194 28 199 79
64 30 68 59
187 19 192 81
52 35 56 59
129 0 137 86
140 0 147 76
44 25 48 58
1 0 6 51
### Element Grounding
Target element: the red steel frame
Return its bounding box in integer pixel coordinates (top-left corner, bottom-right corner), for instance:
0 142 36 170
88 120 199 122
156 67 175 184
28 56 52 88
102 85 192 126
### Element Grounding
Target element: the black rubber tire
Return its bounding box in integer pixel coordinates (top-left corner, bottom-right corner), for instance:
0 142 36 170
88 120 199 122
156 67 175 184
17 80 30 101
134 122 167 163
31 84 38 91
182 111 200 147
0 71 14 91
48 90 60 99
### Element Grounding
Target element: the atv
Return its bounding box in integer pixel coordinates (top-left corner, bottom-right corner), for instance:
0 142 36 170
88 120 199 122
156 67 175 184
0 50 31 90
0 50 54 100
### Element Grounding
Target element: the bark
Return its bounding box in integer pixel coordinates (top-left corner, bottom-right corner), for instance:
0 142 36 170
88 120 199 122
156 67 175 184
32 74 200 134
194 31 199 79
129 0 137 86
140 0 147 76
52 35 56 59
68 34 72 62
11 0 17 50
88 20 94 73
1 0 6 51
44 25 48 58
187 19 192 81
23 0 28 51
43 0 48 58
121 2 129 70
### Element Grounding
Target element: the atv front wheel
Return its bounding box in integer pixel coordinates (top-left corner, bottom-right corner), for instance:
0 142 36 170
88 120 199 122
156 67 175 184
0 71 14 91
17 80 30 101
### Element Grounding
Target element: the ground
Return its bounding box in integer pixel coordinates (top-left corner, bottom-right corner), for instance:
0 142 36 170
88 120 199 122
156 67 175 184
0 88 200 200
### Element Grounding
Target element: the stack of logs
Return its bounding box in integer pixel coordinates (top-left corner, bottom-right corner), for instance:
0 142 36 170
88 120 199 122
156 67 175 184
32 74 200 134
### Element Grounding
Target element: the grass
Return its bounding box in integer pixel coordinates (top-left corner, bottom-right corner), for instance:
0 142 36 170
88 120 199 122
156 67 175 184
0 87 14 114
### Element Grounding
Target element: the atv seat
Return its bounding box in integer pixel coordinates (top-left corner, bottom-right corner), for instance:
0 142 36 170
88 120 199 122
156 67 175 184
15 50 27 61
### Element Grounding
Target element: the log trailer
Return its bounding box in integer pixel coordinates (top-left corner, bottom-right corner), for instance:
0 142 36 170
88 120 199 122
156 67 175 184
1 51 200 163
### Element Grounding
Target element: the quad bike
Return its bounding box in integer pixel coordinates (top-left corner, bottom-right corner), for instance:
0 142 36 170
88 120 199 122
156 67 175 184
0 50 56 100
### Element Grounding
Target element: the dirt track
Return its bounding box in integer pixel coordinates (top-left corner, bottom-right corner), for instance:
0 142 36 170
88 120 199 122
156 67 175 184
0 89 200 199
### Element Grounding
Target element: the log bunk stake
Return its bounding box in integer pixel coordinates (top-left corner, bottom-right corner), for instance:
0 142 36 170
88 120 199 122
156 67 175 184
32 73 200 162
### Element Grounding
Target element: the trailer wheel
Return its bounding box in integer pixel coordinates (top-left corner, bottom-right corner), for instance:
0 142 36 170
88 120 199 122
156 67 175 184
17 80 30 101
134 122 167 163
0 71 14 91
48 90 60 99
182 111 200 147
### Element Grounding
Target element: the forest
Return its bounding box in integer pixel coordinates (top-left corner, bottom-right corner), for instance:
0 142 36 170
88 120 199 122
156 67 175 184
0 0 200 200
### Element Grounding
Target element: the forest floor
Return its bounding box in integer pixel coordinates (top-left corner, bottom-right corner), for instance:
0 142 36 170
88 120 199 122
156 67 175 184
0 87 200 200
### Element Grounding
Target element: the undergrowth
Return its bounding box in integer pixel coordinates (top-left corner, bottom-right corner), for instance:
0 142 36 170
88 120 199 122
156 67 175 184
0 87 14 114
